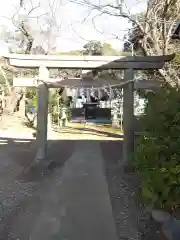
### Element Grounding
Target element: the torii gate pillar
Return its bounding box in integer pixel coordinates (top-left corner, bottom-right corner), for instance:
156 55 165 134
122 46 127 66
123 69 134 164
35 65 49 162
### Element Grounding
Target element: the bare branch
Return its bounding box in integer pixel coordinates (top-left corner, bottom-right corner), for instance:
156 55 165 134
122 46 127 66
70 0 144 31
82 8 95 23
28 2 40 15
91 13 104 34
70 22 89 42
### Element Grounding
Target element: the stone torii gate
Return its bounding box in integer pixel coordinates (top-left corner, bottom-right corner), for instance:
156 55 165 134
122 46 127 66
3 53 174 165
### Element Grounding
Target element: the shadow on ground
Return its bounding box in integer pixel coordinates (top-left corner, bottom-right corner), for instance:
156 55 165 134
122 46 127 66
0 137 123 182
0 136 124 239
0 136 158 240
0 137 76 181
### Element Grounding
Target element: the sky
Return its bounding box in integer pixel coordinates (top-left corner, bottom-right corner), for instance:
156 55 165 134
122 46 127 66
0 0 147 52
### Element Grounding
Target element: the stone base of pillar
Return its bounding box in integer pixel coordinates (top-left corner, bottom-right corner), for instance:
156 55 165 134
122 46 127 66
23 157 55 176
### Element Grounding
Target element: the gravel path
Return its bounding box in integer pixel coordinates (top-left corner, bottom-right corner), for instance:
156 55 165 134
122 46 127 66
0 114 75 239
101 141 163 240
0 114 163 239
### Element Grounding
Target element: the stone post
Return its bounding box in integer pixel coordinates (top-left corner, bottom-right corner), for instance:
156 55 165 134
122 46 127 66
123 69 134 164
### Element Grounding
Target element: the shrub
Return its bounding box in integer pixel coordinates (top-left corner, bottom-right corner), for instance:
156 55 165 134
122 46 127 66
135 84 180 211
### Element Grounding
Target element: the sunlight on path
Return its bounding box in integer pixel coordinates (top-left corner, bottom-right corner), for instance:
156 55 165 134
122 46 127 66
0 115 123 141
52 122 123 140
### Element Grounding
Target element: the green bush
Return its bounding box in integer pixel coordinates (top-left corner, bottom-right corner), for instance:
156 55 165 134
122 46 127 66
135 84 180 210
25 88 37 110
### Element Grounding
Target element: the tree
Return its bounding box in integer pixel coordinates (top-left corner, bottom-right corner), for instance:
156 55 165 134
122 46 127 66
83 40 103 55
73 0 180 85
31 45 46 55
0 1 41 54
0 1 35 113
123 12 145 54
0 0 67 116
102 42 120 55
12 2 35 54
1 0 65 55
135 84 180 210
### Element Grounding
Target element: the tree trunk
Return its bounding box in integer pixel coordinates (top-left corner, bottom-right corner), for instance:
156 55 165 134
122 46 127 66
25 37 33 54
